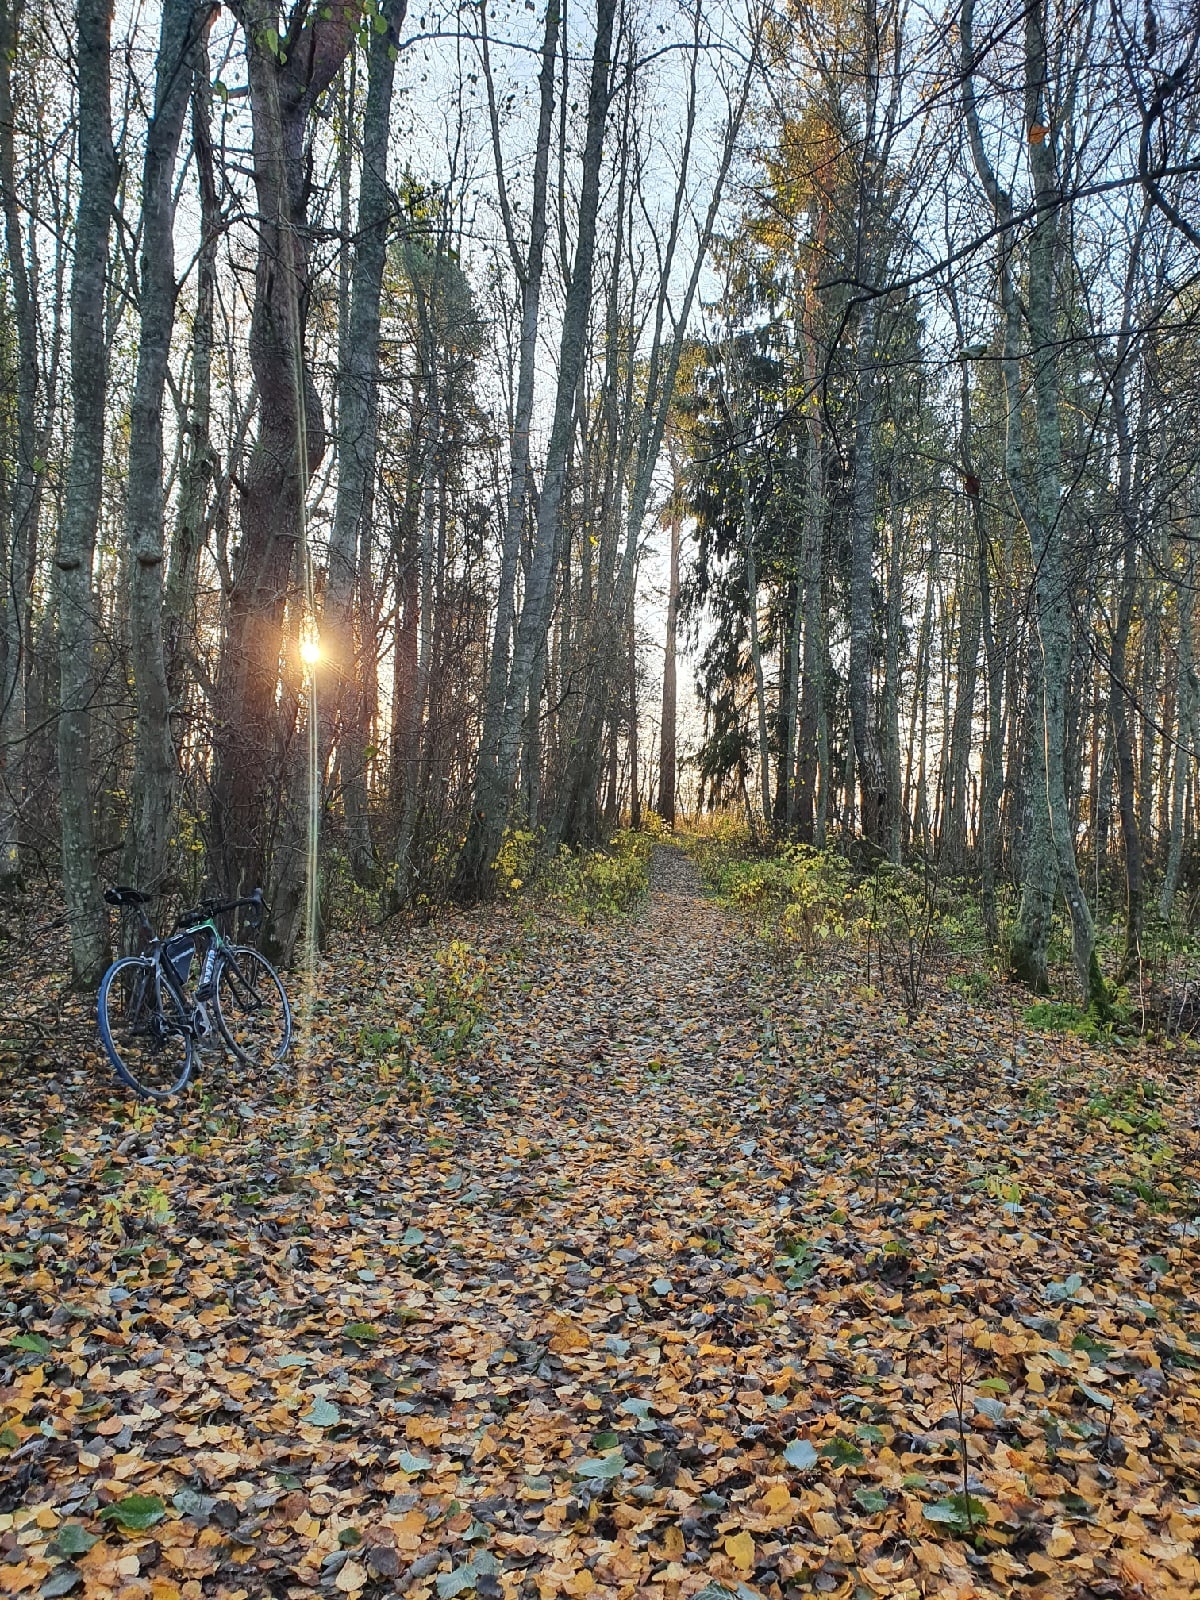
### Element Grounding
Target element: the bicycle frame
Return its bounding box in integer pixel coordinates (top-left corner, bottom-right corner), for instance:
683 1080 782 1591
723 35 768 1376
151 917 226 1037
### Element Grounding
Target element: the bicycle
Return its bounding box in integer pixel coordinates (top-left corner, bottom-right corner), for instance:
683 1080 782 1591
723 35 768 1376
97 886 292 1099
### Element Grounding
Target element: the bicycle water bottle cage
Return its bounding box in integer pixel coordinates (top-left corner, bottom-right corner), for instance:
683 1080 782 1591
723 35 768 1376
195 943 220 1001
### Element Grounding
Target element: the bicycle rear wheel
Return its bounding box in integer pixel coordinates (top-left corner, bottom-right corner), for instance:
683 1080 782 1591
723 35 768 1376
98 956 194 1099
214 946 292 1067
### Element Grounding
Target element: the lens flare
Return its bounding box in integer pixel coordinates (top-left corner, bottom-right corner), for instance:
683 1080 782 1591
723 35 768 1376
299 628 321 669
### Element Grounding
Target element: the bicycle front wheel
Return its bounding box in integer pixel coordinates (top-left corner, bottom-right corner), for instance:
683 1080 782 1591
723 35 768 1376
98 956 195 1099
214 946 292 1067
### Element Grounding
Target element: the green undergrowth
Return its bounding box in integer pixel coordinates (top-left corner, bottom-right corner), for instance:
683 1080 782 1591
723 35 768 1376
1023 997 1133 1044
684 817 988 1014
497 826 653 923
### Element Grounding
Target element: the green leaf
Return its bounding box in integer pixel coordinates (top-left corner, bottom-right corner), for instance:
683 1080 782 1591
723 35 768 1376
436 1565 480 1599
339 1527 363 1547
1078 1382 1114 1413
48 1525 97 1558
0 1426 19 1449
818 1437 865 1467
1046 1272 1084 1302
98 1494 166 1532
620 1398 651 1418
575 1449 625 1480
1071 1333 1111 1356
1145 1254 1169 1275
590 1430 620 1451
276 1352 308 1368
853 1487 888 1514
398 1451 432 1473
172 1488 217 1519
783 1439 818 1470
922 1494 986 1535
855 1424 885 1444
343 1322 379 1342
41 1569 83 1597
402 1226 426 1246
977 1375 1010 1393
10 1332 51 1354
302 1398 340 1427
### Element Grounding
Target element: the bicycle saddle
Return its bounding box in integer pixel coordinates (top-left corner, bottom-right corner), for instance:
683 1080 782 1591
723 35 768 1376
104 886 152 907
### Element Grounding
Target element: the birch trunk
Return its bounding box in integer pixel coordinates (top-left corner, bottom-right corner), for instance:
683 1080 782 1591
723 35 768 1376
57 0 117 984
323 0 408 888
848 295 886 848
1161 533 1196 919
453 0 617 900
0 0 37 881
1022 0 1103 1005
208 0 357 915
123 0 204 894
165 33 219 702
657 466 681 825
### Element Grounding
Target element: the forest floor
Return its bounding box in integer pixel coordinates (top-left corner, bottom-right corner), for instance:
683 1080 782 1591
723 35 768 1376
2 846 1200 1600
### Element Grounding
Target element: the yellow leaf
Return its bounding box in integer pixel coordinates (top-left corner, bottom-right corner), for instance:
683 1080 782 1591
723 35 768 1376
761 1483 791 1514
1046 1525 1074 1559
336 1559 368 1594
546 1314 590 1354
725 1531 756 1571
660 1525 685 1559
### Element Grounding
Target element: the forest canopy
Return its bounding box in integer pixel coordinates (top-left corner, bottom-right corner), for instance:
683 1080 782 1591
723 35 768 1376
1 0 1198 1005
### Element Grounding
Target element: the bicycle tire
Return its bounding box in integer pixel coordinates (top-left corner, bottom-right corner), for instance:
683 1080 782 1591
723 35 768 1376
98 956 195 1099
214 946 292 1067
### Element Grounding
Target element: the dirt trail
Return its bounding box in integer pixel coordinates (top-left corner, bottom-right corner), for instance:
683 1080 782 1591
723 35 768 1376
3 848 1200 1598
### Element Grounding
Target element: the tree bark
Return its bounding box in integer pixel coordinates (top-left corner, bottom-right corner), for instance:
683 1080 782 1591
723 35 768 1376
322 0 408 889
453 0 616 901
208 0 359 923
165 31 220 704
56 0 118 984
848 295 886 849
0 0 38 882
657 457 681 825
123 0 206 895
1022 0 1103 1006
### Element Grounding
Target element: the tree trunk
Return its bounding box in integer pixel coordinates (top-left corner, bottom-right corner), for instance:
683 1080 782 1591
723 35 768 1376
0 0 38 882
963 0 1100 1002
848 295 886 849
627 604 640 829
1022 0 1102 1006
165 31 219 704
323 0 408 889
56 0 117 985
657 468 681 825
208 0 358 925
453 0 616 901
1160 540 1193 919
795 379 824 844
123 0 205 895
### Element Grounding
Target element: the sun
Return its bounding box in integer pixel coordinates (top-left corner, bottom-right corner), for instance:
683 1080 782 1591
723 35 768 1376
299 627 321 669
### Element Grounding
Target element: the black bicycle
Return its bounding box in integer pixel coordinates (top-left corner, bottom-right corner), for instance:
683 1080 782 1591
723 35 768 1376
97 887 292 1099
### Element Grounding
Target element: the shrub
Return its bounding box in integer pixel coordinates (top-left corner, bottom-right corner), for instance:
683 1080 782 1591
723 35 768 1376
541 830 652 921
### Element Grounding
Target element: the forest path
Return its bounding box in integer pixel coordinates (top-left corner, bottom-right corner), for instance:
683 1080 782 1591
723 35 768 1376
4 848 1200 1597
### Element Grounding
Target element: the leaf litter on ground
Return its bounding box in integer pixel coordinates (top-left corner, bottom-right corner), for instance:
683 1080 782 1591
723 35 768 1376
1 846 1199 1598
